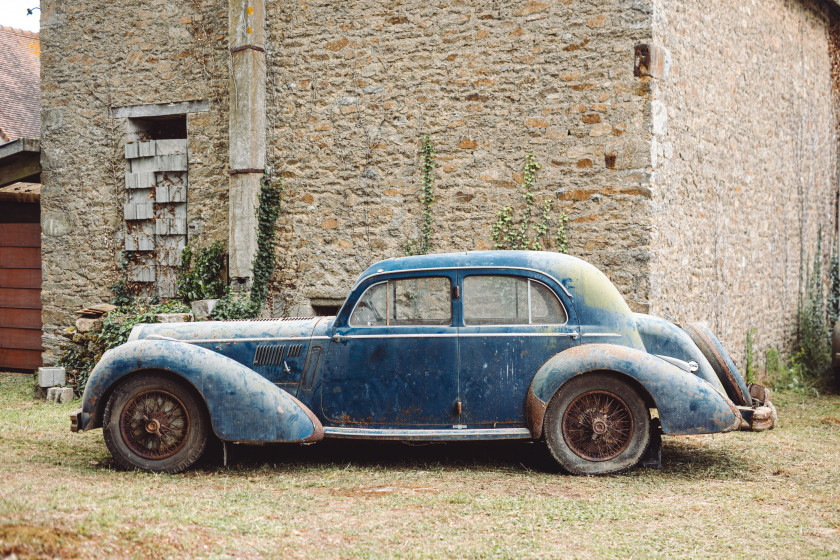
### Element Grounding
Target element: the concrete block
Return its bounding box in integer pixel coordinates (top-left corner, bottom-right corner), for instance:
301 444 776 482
124 201 154 221
155 312 194 323
47 386 74 404
191 299 219 318
128 263 155 282
124 221 155 251
137 171 156 189
157 234 186 266
155 139 188 155
125 172 138 189
38 366 66 388
139 140 156 157
155 154 188 172
125 142 139 159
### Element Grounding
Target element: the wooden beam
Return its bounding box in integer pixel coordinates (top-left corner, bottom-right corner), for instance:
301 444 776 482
0 155 40 189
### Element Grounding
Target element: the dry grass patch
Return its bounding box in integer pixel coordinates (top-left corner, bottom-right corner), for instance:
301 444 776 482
1 372 839 559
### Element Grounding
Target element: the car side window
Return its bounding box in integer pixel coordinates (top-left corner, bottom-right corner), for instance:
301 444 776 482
463 275 567 326
350 277 451 327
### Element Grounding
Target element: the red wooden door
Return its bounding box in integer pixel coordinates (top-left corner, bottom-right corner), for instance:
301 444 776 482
0 222 42 370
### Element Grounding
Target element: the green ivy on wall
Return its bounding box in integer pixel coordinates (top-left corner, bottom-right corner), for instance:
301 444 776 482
404 135 436 256
212 175 285 319
491 153 568 252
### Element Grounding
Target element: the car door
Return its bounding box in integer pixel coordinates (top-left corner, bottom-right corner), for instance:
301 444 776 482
321 273 460 426
457 271 579 425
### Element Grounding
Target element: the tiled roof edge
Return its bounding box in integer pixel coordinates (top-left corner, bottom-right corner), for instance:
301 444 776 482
0 25 39 39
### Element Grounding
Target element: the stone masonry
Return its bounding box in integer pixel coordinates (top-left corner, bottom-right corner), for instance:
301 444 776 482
649 0 839 363
39 0 839 371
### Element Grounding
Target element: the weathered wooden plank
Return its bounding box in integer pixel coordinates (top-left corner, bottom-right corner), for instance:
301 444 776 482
0 269 41 288
0 327 43 350
0 308 41 329
0 348 42 370
0 288 42 309
0 247 41 269
0 223 40 247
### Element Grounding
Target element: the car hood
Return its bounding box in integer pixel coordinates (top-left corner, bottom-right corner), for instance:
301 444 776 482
128 316 333 343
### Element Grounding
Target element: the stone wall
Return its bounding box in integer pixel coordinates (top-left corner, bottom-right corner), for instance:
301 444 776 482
37 0 840 368
39 0 229 364
264 0 656 315
650 0 839 367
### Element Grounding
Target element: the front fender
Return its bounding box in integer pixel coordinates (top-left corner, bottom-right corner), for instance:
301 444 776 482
526 344 741 438
79 340 324 444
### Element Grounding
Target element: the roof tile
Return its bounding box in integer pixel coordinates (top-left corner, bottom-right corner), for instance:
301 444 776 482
0 25 40 141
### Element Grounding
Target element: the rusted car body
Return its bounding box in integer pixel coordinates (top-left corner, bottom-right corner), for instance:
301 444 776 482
71 251 774 474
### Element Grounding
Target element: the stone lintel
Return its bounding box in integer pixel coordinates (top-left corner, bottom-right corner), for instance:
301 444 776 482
111 100 210 119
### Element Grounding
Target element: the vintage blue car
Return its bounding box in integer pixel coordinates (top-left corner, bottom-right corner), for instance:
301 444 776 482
70 251 775 475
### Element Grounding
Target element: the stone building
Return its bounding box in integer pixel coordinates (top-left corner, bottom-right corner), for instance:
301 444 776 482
38 0 839 369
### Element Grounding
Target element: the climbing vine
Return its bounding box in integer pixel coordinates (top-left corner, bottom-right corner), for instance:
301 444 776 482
491 153 568 252
176 241 227 302
404 135 436 256
212 175 285 319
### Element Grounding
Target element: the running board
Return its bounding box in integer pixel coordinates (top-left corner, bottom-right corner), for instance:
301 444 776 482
323 427 532 441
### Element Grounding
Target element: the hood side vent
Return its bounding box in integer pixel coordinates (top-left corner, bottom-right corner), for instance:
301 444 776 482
254 344 286 367
288 344 303 358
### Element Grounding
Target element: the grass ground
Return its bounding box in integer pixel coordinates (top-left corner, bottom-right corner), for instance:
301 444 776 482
0 372 838 559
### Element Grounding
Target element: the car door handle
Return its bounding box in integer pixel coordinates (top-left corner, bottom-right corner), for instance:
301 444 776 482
570 331 579 340
332 334 347 343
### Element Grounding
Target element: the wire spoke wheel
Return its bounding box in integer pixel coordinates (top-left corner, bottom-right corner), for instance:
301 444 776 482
120 390 190 460
562 390 633 462
544 374 650 475
104 373 208 473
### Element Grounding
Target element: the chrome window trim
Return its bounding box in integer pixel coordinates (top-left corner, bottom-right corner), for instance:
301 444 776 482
353 265 573 297
147 336 330 344
335 332 579 340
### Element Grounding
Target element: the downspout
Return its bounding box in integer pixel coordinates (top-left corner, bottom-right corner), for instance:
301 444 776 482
228 0 266 285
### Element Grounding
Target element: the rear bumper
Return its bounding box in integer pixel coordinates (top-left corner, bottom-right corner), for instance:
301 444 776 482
736 383 777 432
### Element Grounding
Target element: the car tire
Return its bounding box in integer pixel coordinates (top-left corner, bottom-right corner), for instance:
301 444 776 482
684 323 751 406
103 372 209 474
544 374 650 475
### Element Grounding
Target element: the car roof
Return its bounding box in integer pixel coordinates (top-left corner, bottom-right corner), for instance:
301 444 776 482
357 250 598 290
354 251 643 347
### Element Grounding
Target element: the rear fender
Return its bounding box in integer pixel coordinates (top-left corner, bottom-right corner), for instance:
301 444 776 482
79 340 324 443
526 344 741 438
633 313 724 391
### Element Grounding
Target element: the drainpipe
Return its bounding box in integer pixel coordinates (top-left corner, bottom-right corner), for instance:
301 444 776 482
228 0 266 285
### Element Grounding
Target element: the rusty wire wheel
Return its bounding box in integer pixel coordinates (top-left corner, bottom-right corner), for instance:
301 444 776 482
119 389 190 460
561 390 633 462
104 373 208 473
545 373 650 475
